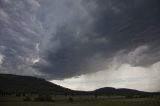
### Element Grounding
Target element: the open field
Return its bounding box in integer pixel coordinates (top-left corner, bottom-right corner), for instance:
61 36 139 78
1 74 160 106
0 96 160 106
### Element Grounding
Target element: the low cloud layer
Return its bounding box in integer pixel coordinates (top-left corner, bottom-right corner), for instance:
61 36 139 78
34 0 160 79
52 46 160 92
0 0 160 91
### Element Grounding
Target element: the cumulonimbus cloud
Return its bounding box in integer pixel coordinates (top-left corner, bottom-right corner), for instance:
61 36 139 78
34 0 160 79
0 0 160 81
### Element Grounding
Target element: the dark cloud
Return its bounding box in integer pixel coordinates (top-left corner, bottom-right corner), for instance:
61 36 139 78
0 0 42 76
0 0 160 80
34 0 160 79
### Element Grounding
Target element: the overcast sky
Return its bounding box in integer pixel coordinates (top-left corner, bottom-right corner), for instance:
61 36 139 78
0 0 160 92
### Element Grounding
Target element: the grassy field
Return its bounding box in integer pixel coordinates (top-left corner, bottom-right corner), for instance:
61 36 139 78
0 96 160 106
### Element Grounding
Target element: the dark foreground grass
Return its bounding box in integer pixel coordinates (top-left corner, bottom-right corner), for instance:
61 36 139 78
0 97 160 106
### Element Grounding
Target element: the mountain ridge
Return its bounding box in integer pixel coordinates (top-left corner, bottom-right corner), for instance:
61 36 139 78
0 73 159 96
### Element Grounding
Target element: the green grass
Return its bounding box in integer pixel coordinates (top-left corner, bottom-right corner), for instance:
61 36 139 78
0 96 160 106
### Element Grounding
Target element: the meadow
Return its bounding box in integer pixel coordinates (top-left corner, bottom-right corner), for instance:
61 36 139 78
0 95 160 106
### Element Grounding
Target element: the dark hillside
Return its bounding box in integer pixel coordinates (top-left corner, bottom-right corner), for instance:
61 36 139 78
0 74 72 95
0 74 159 96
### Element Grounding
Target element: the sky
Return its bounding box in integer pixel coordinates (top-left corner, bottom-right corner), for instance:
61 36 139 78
0 0 160 92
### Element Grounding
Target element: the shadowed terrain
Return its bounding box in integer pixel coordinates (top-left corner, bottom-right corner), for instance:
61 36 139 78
0 74 160 106
0 74 159 96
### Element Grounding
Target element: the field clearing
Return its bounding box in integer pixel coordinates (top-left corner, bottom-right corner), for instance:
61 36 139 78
0 96 160 106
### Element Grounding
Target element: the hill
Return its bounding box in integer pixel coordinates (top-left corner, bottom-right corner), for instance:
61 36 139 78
0 74 72 95
0 74 158 96
93 87 148 96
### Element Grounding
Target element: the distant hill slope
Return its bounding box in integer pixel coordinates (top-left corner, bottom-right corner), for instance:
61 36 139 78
0 74 159 96
93 87 149 96
0 74 72 95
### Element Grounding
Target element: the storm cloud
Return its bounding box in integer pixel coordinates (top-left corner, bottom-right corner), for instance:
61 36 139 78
0 0 160 84
35 0 160 79
0 0 43 76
